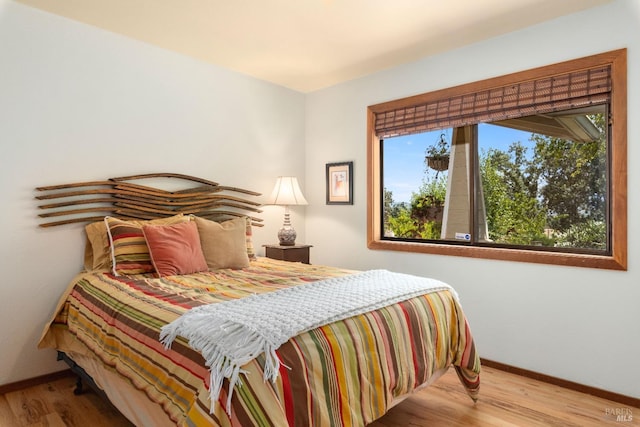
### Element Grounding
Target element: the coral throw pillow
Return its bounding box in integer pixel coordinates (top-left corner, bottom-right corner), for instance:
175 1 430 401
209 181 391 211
142 221 208 277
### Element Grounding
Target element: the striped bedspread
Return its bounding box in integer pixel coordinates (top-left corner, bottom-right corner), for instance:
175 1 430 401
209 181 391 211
39 258 480 426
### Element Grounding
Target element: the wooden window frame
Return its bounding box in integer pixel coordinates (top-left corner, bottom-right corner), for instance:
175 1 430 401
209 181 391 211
366 49 627 270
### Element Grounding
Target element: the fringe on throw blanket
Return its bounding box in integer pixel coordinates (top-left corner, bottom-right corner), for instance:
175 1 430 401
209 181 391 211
159 269 456 414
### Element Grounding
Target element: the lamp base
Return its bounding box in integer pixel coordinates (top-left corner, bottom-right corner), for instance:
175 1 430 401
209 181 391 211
278 226 297 246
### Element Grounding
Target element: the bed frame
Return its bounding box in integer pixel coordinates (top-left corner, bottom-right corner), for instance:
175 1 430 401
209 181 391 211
56 351 106 398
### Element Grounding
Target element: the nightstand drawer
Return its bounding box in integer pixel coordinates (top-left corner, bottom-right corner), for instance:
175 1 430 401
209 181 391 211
263 244 312 264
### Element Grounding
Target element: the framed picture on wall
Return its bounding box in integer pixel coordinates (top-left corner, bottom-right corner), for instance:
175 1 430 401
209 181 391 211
326 161 353 205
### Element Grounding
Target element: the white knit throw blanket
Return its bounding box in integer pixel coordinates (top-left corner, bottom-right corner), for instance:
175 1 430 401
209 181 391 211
159 269 456 414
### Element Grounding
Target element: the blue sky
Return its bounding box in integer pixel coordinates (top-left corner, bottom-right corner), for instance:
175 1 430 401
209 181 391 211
383 125 534 204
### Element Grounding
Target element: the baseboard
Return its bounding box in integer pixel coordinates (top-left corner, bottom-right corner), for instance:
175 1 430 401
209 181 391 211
0 369 73 395
481 358 640 408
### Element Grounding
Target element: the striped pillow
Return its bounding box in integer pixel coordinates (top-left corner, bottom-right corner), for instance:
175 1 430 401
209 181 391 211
105 215 188 276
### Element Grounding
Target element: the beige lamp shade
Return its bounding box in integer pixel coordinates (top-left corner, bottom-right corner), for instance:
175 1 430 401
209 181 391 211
267 176 308 206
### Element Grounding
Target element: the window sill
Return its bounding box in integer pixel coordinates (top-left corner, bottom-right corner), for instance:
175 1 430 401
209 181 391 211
367 239 626 270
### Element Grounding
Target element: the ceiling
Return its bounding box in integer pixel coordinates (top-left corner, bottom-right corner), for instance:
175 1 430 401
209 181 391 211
16 0 613 92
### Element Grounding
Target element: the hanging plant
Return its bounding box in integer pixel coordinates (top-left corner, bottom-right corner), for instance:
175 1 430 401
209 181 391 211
425 133 450 172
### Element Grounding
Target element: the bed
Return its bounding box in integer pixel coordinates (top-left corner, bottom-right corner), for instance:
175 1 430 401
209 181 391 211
36 174 480 426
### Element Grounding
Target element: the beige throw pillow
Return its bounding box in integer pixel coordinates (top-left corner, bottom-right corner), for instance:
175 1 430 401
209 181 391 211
194 216 250 270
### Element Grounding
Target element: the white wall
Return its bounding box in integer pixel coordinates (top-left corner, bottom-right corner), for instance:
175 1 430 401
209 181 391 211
305 0 639 399
0 1 305 385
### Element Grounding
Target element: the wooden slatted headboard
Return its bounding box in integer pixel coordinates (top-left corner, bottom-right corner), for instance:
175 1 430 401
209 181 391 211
35 173 263 228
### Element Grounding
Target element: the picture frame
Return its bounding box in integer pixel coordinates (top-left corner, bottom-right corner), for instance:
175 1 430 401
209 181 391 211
326 161 353 205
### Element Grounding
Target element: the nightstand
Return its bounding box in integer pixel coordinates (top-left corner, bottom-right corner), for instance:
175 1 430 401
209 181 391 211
263 244 312 264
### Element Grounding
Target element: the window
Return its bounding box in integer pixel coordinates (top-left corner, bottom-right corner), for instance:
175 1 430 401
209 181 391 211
367 49 627 270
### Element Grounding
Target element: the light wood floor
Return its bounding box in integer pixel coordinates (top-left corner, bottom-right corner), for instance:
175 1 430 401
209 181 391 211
1 366 637 426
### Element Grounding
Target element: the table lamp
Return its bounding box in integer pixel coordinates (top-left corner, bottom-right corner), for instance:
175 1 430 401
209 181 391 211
267 176 308 246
